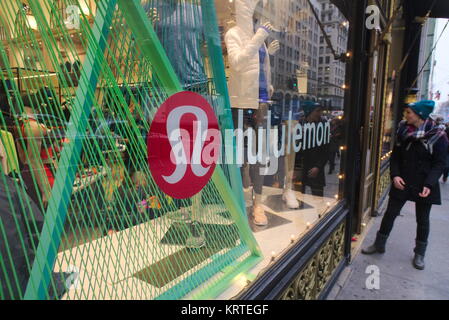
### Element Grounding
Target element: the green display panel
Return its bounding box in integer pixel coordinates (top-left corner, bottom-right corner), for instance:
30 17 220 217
0 0 260 300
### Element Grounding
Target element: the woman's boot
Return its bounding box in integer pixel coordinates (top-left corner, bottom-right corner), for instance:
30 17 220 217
361 232 388 254
413 240 427 270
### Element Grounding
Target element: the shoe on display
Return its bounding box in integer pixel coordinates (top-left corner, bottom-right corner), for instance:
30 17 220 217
168 207 192 222
186 221 206 249
253 205 268 226
282 189 300 209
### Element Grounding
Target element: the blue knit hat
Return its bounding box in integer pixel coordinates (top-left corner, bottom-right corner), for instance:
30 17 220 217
407 100 435 120
302 100 321 118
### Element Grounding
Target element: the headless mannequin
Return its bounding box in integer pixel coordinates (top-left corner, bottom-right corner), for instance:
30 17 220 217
17 106 53 207
226 0 279 226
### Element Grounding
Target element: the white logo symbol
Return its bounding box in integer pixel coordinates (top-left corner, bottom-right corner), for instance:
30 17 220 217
165 106 220 184
65 5 80 30
365 265 380 290
365 5 381 30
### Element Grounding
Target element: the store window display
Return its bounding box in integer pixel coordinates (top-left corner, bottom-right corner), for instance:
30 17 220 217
16 104 55 208
225 0 282 226
146 0 209 248
217 0 348 281
0 0 350 300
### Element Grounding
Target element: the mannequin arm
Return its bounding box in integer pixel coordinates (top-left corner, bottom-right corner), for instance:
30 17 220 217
225 27 269 72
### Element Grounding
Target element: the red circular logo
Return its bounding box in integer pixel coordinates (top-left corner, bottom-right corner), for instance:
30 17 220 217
147 91 221 199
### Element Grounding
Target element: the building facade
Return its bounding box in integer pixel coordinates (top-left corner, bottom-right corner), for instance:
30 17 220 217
316 0 348 110
417 18 437 101
1 0 447 300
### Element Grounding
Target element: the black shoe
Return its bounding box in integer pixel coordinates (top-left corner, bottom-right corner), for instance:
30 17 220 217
361 244 386 254
361 232 388 254
413 254 425 270
414 240 427 256
413 240 427 269
361 244 382 254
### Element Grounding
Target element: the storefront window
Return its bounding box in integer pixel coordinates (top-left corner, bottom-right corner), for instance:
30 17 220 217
0 0 349 300
214 0 348 296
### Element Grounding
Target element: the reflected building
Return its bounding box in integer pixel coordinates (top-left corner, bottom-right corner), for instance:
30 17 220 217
317 0 348 110
263 0 321 117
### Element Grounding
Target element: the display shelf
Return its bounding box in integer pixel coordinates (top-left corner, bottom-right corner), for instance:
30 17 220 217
54 203 238 300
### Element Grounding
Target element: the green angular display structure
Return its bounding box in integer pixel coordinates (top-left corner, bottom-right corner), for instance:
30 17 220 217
0 0 261 300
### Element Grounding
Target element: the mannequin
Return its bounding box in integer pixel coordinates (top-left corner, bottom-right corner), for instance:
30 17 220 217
225 0 283 226
16 105 55 208
225 0 274 110
282 103 301 209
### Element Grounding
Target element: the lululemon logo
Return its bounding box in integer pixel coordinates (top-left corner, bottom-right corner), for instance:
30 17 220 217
148 91 221 199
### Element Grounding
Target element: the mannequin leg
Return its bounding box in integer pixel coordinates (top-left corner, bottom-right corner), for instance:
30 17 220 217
251 103 269 225
282 119 300 209
252 103 269 203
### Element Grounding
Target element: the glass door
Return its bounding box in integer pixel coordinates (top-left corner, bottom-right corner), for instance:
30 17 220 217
357 35 386 233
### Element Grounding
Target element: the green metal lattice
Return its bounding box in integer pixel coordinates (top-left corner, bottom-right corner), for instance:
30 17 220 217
0 0 261 300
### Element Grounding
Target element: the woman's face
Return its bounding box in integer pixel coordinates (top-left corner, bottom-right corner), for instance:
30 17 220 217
404 107 422 127
309 108 323 122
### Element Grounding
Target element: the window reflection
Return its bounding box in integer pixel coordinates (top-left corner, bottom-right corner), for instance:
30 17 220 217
219 0 348 267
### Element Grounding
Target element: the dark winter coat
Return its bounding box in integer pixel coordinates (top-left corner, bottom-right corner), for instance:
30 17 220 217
445 126 449 168
295 119 330 188
0 175 44 299
0 175 72 300
389 133 448 205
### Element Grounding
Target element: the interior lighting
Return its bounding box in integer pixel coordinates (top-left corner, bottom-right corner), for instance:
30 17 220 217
79 0 90 15
26 15 38 30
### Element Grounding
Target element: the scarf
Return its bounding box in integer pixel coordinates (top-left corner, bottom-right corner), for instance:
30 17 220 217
396 119 447 154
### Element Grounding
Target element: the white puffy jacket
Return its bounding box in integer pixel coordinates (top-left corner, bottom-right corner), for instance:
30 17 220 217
225 0 272 109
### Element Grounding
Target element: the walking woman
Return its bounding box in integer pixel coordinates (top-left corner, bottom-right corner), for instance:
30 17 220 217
362 100 448 270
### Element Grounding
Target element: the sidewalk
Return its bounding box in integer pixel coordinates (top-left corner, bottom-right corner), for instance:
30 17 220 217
328 180 449 300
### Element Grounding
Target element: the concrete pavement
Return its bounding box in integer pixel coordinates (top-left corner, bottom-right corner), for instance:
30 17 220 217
328 180 449 300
